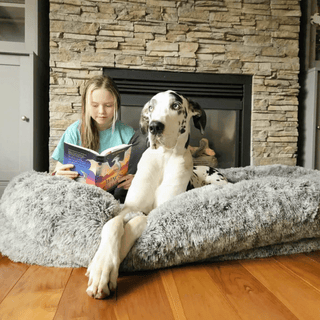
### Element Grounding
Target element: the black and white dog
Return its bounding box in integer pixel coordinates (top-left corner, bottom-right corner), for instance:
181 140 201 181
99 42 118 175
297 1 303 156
85 90 224 299
190 166 228 188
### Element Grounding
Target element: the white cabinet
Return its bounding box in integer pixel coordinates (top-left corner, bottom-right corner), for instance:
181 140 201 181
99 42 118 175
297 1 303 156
0 0 49 197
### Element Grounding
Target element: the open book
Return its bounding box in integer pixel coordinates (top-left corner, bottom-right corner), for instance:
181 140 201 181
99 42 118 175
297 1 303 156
64 142 132 192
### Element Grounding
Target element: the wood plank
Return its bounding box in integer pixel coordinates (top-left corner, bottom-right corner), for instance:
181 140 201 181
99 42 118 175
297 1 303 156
275 254 320 291
53 267 118 320
205 261 298 320
0 256 29 303
0 265 72 320
160 269 188 320
169 264 242 320
306 250 320 264
113 270 175 320
241 257 320 320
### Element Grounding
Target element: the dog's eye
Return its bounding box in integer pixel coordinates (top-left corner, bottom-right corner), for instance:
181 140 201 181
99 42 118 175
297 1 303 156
149 105 154 112
172 103 181 110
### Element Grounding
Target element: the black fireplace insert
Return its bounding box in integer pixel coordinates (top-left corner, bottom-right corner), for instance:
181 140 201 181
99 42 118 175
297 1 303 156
104 68 252 168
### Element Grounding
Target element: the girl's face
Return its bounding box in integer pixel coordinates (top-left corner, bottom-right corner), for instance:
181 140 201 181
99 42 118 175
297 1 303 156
88 87 115 131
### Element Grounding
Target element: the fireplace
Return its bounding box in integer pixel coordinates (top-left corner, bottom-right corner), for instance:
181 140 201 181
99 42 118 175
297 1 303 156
48 0 300 172
104 68 252 168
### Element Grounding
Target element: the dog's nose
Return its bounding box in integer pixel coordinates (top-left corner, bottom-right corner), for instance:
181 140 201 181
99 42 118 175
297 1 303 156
149 121 164 135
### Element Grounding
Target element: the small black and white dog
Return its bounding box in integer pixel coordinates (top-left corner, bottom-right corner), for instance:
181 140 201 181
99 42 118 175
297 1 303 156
190 165 228 188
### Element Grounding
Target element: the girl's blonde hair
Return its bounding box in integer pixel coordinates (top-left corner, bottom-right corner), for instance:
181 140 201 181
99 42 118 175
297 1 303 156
81 75 121 151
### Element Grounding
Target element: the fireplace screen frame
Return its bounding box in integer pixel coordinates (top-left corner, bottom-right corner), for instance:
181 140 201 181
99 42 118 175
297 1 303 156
104 68 252 167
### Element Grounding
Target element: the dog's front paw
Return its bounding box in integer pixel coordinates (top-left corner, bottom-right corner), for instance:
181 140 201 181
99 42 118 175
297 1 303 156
85 247 120 299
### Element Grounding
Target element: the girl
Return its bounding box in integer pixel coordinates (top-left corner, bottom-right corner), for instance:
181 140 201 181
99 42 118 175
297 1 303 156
51 75 136 195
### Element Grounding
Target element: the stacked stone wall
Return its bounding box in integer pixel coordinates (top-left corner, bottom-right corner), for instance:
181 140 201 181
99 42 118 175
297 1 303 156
49 0 301 170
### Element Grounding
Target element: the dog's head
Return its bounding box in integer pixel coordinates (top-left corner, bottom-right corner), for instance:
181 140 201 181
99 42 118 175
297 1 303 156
140 90 206 149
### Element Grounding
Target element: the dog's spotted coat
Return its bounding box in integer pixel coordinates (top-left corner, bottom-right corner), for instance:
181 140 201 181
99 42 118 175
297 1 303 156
190 166 228 188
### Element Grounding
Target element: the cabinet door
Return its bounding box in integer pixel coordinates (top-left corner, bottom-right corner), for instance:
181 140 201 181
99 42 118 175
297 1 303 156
0 0 37 54
0 54 33 197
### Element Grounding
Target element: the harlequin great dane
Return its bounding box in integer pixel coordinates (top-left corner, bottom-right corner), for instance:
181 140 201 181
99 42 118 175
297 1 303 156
86 90 206 299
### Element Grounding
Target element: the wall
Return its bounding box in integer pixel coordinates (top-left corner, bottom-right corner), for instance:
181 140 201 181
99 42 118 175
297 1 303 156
49 0 301 171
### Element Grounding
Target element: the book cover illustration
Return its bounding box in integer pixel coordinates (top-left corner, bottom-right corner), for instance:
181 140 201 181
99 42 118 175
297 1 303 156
64 142 132 191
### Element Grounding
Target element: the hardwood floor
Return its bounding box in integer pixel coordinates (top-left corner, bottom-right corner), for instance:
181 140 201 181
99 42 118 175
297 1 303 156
1 252 320 320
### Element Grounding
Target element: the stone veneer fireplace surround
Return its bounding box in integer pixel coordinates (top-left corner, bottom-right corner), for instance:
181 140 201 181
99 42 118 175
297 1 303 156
49 0 301 171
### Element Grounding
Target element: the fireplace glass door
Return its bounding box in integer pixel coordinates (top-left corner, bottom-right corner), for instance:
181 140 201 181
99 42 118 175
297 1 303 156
104 68 252 168
121 104 238 168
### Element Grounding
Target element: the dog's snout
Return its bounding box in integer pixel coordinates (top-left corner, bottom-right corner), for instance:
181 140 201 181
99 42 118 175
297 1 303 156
149 121 164 135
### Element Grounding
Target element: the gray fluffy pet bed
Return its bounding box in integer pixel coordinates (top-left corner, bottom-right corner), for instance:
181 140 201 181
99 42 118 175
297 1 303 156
1 164 320 272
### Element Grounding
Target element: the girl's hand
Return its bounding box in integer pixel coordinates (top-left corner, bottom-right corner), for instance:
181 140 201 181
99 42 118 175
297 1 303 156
53 163 79 179
117 174 134 190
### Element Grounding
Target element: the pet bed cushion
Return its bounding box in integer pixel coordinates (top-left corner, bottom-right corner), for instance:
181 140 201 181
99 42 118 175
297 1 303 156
1 165 320 272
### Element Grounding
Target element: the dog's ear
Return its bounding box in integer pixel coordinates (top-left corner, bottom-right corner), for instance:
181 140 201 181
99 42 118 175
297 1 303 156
139 101 150 134
189 100 206 135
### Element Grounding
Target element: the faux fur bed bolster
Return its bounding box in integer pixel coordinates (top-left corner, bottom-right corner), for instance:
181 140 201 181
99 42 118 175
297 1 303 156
1 165 320 272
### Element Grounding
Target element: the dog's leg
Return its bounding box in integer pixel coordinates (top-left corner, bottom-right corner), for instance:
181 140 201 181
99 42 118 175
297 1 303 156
86 150 160 299
119 215 148 262
86 182 153 300
86 214 125 299
155 152 193 207
85 211 148 299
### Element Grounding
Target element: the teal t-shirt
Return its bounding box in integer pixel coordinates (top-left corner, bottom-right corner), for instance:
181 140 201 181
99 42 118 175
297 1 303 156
52 120 135 164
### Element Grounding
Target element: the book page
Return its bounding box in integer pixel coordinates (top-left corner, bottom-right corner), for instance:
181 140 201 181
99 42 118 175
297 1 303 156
64 142 100 156
100 144 131 156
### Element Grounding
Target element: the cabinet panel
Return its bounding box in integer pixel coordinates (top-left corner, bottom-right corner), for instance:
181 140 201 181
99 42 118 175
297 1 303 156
0 0 37 54
0 63 21 179
0 54 34 197
0 3 25 43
